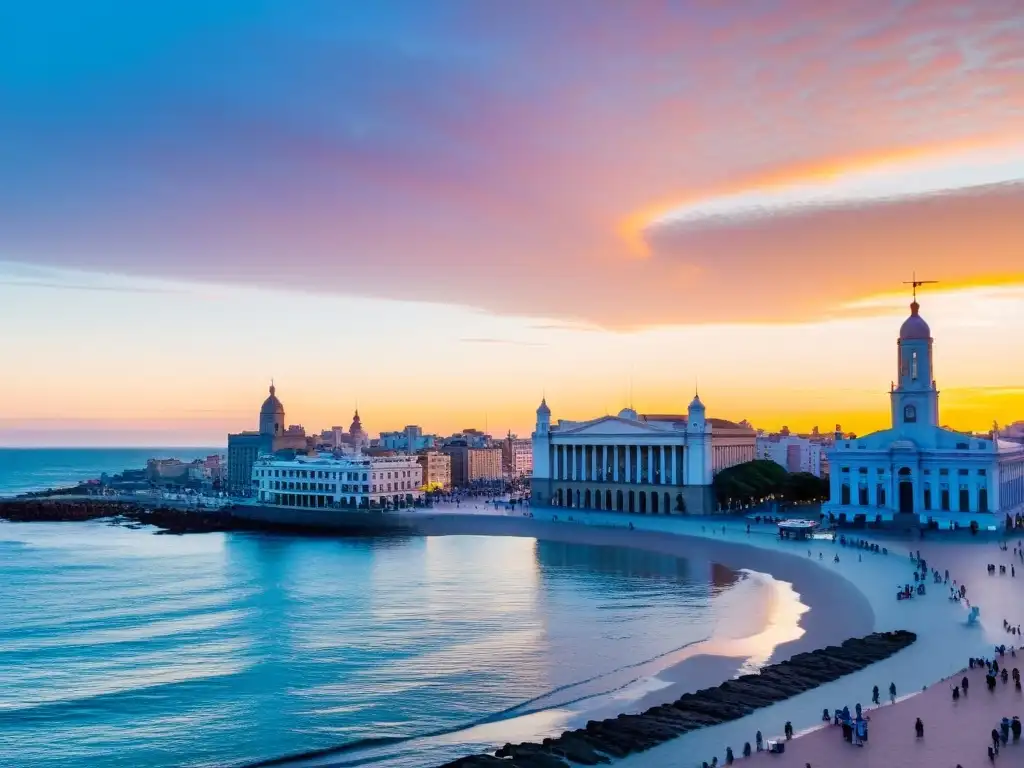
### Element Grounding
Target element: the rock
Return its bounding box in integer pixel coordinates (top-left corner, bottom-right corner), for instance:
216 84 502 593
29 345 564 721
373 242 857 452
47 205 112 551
437 630 917 767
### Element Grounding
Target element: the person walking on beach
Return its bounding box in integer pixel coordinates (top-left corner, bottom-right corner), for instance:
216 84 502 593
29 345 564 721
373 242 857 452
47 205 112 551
962 675 969 694
889 682 897 704
914 717 924 738
756 730 763 752
872 685 880 705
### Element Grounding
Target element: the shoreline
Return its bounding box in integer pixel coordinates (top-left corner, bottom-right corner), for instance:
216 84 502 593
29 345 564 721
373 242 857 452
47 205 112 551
403 509 996 767
5 501 1003 767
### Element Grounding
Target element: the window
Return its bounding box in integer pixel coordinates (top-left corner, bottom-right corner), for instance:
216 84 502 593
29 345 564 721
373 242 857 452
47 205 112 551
911 350 918 380
877 467 885 474
841 466 850 473
858 467 868 474
904 405 917 423
939 468 949 476
956 442 969 450
958 468 968 476
978 469 987 476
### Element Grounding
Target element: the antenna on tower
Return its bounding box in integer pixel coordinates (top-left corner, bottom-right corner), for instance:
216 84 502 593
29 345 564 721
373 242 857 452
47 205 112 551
629 376 634 409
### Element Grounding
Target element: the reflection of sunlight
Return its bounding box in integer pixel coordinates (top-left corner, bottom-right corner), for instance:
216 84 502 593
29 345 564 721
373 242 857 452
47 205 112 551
628 569 809 678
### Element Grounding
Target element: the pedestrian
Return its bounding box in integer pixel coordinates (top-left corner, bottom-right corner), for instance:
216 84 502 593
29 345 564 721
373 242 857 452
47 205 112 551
756 730 763 752
872 685 880 705
889 682 897 704
962 675 969 694
915 717 924 738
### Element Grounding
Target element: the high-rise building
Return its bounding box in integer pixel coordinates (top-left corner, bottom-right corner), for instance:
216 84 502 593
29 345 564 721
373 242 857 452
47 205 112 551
416 450 451 489
442 441 503 485
502 432 533 477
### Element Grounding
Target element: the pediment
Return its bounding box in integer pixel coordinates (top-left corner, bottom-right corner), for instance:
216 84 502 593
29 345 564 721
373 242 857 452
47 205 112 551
556 416 662 436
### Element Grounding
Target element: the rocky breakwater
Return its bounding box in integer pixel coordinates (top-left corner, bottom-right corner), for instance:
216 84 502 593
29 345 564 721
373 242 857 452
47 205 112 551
0 498 236 534
440 630 917 768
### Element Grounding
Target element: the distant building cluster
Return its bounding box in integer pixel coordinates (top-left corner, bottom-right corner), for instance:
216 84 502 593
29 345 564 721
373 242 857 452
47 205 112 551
225 383 532 498
756 426 831 478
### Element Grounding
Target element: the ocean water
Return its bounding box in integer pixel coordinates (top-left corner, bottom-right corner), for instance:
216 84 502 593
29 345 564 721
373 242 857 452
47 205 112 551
0 521 757 768
0 447 221 497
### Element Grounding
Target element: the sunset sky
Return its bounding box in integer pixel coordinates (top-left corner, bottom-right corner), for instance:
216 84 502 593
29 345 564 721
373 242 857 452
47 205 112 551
2 0 1023 447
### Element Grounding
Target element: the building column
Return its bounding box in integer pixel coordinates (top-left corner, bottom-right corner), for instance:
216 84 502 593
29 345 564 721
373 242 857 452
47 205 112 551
625 446 632 483
635 447 642 484
613 446 620 482
600 445 607 482
659 447 667 485
590 445 597 482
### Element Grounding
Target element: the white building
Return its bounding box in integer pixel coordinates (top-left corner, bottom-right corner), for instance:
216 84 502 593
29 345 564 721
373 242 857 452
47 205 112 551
825 297 1024 527
252 452 424 510
531 395 756 515
757 433 825 477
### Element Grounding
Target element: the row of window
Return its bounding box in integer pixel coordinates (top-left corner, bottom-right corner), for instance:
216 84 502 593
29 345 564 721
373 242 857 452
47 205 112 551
257 467 418 481
262 479 416 493
841 467 986 476
840 484 989 512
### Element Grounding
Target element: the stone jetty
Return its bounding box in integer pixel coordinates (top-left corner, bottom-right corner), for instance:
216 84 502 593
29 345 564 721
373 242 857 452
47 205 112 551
439 630 917 768
0 498 239 534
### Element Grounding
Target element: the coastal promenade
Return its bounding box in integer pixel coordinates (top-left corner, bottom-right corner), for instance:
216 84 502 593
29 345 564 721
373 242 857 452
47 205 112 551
410 506 1016 767
738 663 1022 768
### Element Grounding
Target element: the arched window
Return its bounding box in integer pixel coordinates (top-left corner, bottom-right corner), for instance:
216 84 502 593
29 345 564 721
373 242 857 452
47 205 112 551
904 405 917 423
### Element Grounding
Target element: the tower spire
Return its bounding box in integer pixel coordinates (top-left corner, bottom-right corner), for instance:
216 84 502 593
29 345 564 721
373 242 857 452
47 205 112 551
902 272 938 303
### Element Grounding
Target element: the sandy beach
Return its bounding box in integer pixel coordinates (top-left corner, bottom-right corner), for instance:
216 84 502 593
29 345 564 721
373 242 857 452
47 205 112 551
409 507 1010 767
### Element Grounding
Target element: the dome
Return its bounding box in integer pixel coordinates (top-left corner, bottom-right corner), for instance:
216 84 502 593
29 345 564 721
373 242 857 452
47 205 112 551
537 397 550 416
350 409 364 434
689 393 705 411
899 301 931 340
260 384 284 415
617 407 638 420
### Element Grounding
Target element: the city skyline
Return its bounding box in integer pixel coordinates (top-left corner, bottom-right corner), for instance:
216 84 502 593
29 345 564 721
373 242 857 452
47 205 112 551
2 1 1023 446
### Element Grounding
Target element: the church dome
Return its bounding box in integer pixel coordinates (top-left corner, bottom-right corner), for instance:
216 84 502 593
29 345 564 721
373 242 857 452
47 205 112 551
537 398 550 416
261 384 284 416
899 302 931 340
350 409 364 434
689 393 705 411
618 407 638 420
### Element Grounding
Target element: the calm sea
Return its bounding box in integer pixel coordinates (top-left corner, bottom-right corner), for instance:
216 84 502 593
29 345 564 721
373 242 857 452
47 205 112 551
0 447 221 497
0 521 757 768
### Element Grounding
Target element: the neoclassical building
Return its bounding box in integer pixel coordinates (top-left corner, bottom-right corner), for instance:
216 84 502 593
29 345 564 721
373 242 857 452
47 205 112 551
531 395 755 515
825 298 1024 526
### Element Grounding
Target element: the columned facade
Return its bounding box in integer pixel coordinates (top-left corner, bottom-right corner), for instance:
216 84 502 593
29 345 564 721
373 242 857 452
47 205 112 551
531 397 755 516
825 297 1024 527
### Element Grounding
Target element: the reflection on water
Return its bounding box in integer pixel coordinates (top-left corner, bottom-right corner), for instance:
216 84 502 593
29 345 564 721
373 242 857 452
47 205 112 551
0 523 752 768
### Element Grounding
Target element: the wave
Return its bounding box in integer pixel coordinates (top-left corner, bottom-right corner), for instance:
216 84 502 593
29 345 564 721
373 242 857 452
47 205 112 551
238 632 715 768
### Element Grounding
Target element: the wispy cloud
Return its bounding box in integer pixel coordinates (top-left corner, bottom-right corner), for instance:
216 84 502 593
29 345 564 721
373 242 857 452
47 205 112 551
459 337 547 347
0 279 179 295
